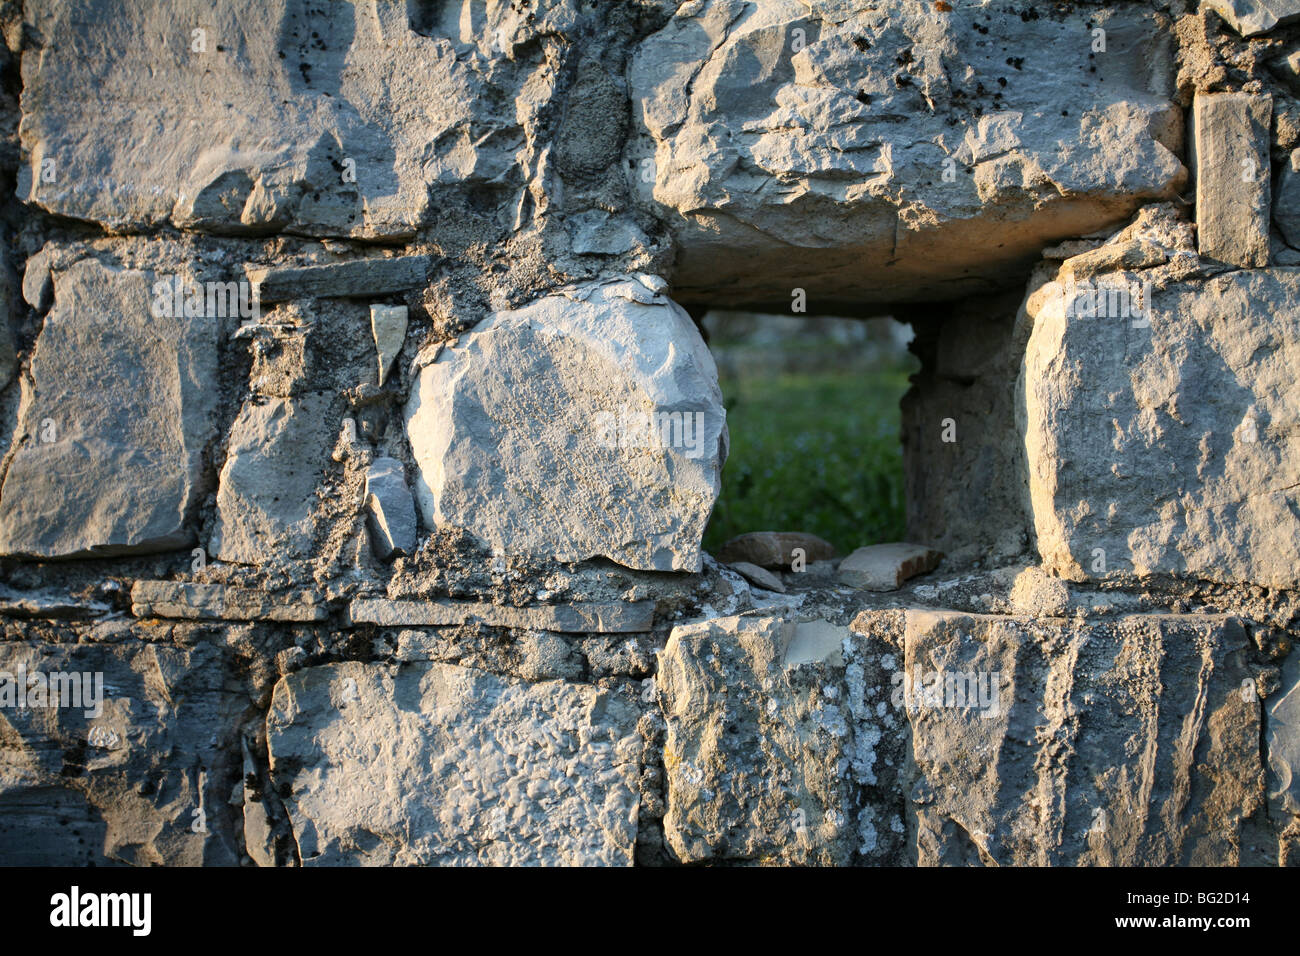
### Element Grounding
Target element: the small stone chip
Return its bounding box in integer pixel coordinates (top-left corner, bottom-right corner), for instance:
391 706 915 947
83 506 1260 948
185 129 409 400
837 543 942 592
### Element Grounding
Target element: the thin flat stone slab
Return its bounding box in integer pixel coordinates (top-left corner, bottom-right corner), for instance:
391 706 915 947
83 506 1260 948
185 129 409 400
266 660 643 865
727 561 786 593
837 543 942 592
246 256 430 302
348 598 655 633
1193 92 1271 267
131 581 329 622
717 531 836 570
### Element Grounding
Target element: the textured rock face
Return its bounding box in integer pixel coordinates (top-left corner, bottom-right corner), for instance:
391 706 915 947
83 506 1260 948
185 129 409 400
0 632 250 866
405 278 728 572
0 0 1297 871
210 393 337 565
902 289 1033 563
658 612 908 865
17 1 535 238
1192 93 1271 267
1268 654 1300 817
1204 0 1300 37
902 611 1263 866
0 256 219 558
1022 265 1300 587
630 0 1185 312
266 661 643 866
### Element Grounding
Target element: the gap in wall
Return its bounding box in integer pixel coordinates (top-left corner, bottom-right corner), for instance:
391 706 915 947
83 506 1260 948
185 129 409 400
700 310 918 557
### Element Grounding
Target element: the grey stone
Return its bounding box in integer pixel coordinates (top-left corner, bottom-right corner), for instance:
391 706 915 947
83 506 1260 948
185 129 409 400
16 1 546 238
1203 0 1300 37
902 288 1034 565
728 561 786 594
21 247 52 311
247 256 430 302
209 392 335 565
1267 653 1300 817
837 543 942 592
569 211 647 255
369 304 408 386
1022 266 1300 587
658 612 907 865
348 597 655 634
405 279 727 572
364 457 417 560
241 735 277 868
1275 148 1300 248
1193 92 1271 267
0 257 219 558
629 0 1185 311
1007 566 1071 618
130 581 329 622
266 660 643 866
716 532 836 570
0 634 247 866
902 611 1263 865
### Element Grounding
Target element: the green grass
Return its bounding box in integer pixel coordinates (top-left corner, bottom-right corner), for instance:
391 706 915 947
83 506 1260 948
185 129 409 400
703 366 913 557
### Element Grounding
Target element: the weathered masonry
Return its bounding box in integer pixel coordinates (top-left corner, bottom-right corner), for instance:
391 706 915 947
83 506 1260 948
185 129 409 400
0 0 1296 866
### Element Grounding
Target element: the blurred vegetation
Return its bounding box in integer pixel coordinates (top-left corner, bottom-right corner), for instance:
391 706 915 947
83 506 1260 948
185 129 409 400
701 313 917 557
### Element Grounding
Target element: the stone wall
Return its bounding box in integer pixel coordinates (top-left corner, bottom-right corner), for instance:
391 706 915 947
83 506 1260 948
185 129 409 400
0 0 1297 866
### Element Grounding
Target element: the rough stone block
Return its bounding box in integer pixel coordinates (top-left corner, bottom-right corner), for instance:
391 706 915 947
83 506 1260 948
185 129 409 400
16 1 533 237
266 661 643 865
0 257 219 558
658 612 907 865
904 611 1263 866
0 635 247 866
1203 0 1300 37
629 0 1184 311
1275 147 1300 249
209 392 335 565
404 279 727 572
1267 654 1300 817
1193 92 1271 267
1022 266 1300 587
